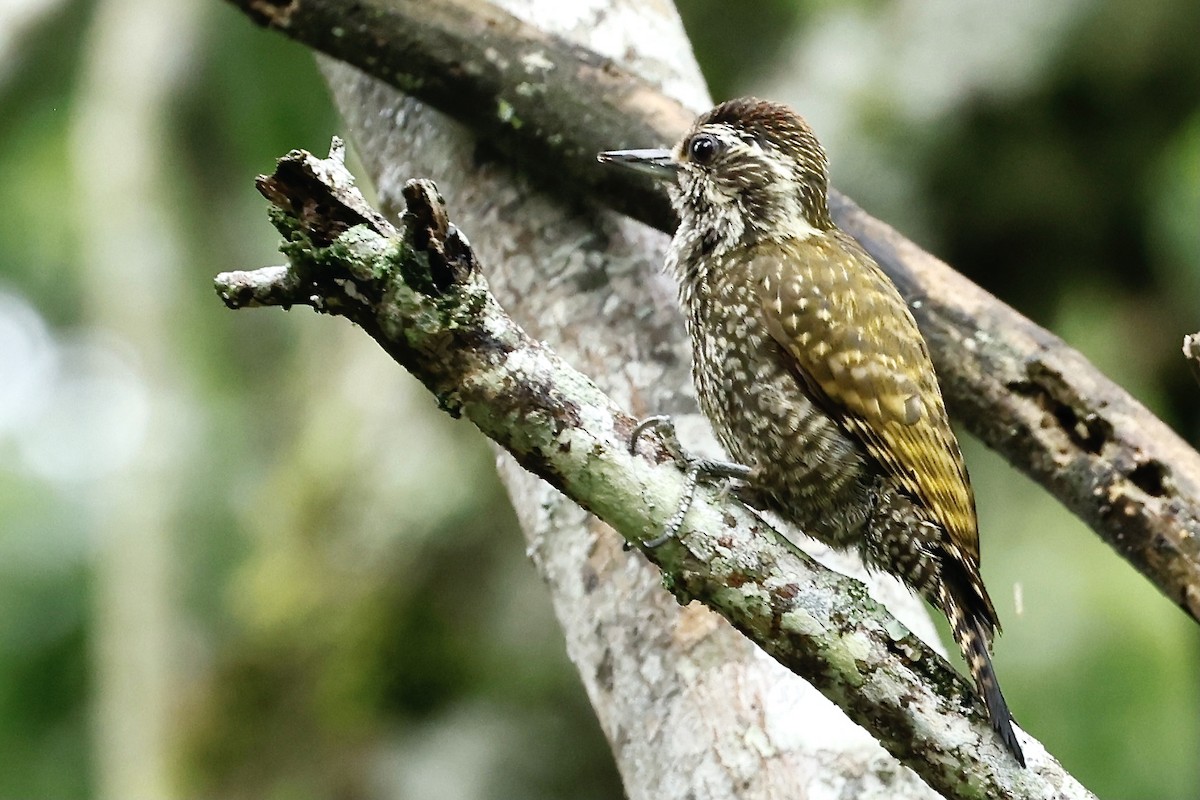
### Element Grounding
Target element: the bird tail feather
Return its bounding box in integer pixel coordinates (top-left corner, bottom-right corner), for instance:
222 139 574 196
941 581 1026 767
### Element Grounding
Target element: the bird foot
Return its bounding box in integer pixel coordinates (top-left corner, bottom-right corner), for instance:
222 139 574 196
628 415 753 548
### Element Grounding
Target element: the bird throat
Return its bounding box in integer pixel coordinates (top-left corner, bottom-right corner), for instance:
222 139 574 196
666 179 823 311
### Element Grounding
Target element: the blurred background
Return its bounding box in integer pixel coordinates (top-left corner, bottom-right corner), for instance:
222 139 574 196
1 0 1198 797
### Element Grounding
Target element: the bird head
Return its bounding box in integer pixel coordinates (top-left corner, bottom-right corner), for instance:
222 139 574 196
599 98 834 253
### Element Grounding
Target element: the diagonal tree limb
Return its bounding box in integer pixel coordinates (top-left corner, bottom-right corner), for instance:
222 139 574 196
226 0 1200 623
215 142 1094 800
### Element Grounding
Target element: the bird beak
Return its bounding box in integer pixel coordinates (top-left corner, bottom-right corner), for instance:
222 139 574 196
596 148 680 180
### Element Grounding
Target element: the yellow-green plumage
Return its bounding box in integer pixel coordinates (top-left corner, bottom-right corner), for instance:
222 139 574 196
755 233 981 568
614 97 1024 765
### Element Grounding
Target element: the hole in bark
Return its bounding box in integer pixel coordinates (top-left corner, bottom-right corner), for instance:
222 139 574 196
1129 459 1168 497
1008 379 1111 454
1050 403 1110 454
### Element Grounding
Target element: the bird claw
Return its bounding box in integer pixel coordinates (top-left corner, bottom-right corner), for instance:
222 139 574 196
629 415 753 548
629 415 681 458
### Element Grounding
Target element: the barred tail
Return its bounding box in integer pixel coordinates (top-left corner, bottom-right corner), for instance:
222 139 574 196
941 583 1026 767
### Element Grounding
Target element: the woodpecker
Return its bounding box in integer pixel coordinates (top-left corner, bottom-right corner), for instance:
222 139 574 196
598 97 1025 766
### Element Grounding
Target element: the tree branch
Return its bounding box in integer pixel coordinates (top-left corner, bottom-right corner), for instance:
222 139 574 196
216 141 1094 800
226 0 1200 623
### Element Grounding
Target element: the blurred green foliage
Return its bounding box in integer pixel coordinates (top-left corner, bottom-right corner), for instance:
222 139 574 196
1 0 1198 798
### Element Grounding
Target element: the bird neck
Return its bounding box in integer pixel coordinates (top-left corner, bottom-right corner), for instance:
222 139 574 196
667 174 832 267
666 201 831 311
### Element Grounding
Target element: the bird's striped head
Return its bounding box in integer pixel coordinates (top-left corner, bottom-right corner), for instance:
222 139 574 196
675 98 833 245
600 98 834 254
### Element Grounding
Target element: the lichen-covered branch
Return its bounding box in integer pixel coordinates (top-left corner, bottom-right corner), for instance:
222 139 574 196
227 0 1200 623
215 142 1094 800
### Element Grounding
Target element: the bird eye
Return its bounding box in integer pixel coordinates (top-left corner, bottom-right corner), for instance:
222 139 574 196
688 134 719 165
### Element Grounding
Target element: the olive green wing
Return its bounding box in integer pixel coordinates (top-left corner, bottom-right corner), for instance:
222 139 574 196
752 232 980 563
